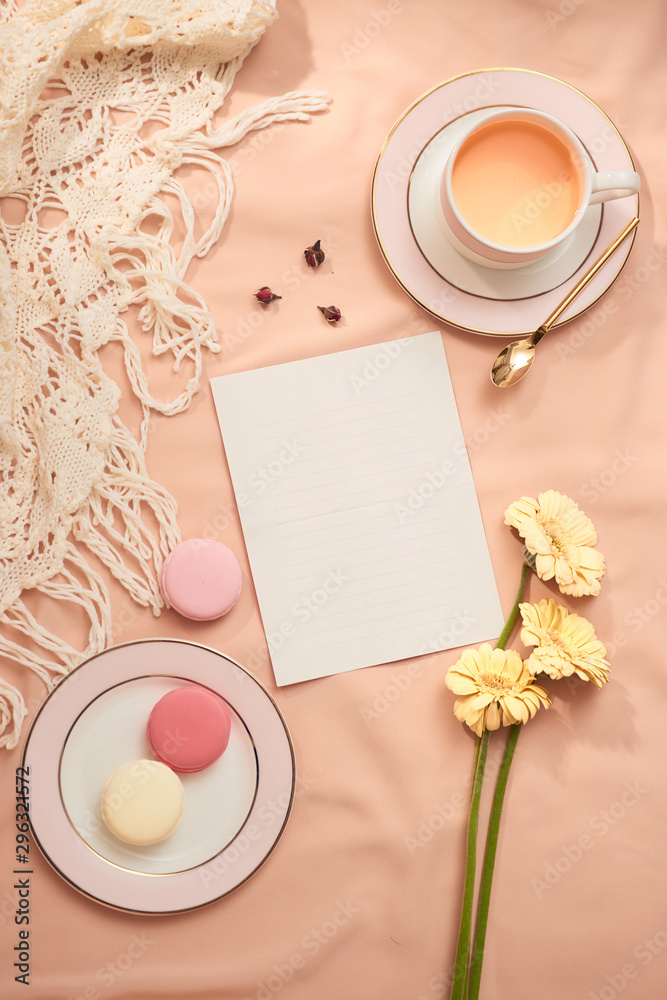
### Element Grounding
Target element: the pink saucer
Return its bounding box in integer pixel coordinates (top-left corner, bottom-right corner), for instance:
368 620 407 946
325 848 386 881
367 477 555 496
147 685 232 773
160 539 242 621
371 67 639 336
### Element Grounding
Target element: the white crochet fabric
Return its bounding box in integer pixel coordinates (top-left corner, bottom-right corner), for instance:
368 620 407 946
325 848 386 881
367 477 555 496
0 0 328 748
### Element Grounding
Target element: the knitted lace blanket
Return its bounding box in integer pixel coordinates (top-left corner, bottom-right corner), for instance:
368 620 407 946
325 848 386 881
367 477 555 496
0 0 328 748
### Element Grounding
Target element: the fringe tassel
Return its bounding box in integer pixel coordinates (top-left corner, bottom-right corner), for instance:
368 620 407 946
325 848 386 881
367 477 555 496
0 544 114 749
0 680 26 751
0 7 330 750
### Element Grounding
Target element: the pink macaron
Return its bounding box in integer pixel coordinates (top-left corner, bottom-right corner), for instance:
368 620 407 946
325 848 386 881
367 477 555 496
147 685 232 773
160 538 242 621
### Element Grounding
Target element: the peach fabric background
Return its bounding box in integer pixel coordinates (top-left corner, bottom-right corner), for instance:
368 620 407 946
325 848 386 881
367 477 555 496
2 1 666 998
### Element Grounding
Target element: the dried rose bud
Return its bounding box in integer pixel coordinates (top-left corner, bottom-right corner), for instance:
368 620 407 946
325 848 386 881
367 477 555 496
304 240 325 267
318 305 341 324
254 286 282 304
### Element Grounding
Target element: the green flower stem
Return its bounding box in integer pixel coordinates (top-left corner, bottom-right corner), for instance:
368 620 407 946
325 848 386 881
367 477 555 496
494 560 530 652
467 723 522 1000
449 730 489 1000
465 561 531 1000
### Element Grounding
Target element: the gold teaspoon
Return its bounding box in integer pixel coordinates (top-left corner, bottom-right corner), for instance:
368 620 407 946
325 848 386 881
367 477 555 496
490 216 640 388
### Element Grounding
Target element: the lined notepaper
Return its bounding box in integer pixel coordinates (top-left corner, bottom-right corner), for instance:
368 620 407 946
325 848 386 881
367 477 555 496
211 332 503 685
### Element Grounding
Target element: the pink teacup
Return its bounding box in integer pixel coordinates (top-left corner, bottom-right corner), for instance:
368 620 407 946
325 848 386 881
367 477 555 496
440 107 640 269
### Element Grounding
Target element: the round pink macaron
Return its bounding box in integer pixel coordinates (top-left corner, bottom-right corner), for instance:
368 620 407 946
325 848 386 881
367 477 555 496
160 538 242 621
147 685 232 773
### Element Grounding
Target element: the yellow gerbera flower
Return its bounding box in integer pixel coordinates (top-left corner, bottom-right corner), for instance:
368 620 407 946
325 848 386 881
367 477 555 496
520 599 610 688
445 644 550 737
504 490 605 596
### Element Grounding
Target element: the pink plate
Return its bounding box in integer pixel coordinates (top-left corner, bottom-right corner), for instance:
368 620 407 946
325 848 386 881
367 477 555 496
371 67 640 336
22 640 295 914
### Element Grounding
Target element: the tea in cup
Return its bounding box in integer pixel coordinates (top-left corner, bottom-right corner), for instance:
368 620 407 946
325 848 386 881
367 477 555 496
440 108 640 268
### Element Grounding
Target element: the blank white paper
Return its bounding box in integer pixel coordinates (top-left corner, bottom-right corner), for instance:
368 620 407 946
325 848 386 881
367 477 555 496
211 331 503 686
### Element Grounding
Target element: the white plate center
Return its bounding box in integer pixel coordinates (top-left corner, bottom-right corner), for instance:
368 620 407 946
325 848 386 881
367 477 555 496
60 677 259 875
